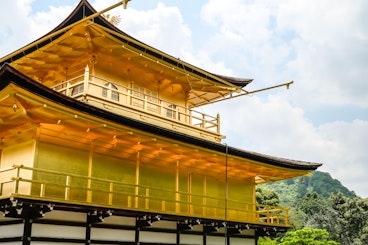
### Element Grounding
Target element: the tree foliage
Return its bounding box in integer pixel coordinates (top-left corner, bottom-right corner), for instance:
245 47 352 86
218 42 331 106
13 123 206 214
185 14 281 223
256 186 280 207
256 171 368 245
330 193 368 244
258 236 279 245
278 228 339 245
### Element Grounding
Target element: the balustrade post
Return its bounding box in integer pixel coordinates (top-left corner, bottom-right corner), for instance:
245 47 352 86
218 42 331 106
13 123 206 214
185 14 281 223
158 99 162 116
65 176 70 200
127 87 132 106
66 81 71 96
216 113 221 134
145 188 149 209
83 65 90 95
14 166 21 194
162 200 166 212
175 107 179 121
40 184 45 197
108 182 113 205
143 95 148 111
128 196 132 208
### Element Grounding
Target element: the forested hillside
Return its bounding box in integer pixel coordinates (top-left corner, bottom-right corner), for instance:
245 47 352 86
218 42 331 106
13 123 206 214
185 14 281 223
257 171 368 245
261 171 355 204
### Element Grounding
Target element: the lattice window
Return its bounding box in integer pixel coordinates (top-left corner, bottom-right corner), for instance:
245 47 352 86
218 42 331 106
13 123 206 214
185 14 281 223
166 104 177 119
146 90 158 113
71 84 84 96
132 84 145 108
102 83 119 101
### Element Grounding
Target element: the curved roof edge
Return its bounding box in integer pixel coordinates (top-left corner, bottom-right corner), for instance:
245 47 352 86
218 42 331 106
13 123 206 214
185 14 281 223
0 64 322 171
0 0 252 89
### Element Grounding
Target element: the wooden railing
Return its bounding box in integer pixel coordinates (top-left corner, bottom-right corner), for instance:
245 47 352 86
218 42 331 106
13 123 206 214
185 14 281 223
50 68 221 137
0 165 289 227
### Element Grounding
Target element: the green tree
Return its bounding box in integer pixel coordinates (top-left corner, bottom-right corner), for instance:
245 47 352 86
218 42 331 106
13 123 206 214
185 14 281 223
256 186 280 207
258 236 279 245
279 228 339 245
330 193 368 244
297 192 327 216
288 208 307 230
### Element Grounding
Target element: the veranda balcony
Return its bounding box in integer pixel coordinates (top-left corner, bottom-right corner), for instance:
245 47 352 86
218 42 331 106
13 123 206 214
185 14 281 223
50 68 224 142
0 165 289 227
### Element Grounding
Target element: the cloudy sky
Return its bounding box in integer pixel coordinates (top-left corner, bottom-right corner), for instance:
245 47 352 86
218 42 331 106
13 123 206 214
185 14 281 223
1 0 367 197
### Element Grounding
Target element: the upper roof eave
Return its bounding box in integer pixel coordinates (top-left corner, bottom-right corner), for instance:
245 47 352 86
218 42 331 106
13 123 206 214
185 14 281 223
0 63 322 171
0 0 251 90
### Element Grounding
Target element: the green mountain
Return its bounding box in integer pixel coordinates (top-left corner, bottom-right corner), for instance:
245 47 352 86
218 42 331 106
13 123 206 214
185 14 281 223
260 171 356 204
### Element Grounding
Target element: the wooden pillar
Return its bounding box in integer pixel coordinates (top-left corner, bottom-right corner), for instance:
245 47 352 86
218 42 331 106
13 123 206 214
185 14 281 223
203 176 207 216
188 172 192 214
135 151 140 208
87 142 94 203
175 160 180 212
225 144 229 221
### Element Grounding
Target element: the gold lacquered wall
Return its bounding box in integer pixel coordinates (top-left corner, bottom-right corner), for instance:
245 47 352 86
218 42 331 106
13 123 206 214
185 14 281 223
92 152 136 206
27 131 255 221
0 128 289 225
33 142 89 201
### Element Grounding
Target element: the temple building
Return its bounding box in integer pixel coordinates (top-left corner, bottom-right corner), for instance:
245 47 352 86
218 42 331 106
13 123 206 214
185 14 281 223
0 1 321 244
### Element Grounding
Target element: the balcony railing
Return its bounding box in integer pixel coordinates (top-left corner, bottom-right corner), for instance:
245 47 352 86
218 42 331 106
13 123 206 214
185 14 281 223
0 165 289 227
50 67 222 141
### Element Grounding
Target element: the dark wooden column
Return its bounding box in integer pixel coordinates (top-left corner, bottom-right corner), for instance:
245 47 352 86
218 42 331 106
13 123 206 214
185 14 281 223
176 223 181 245
22 216 32 245
85 222 92 245
135 218 140 245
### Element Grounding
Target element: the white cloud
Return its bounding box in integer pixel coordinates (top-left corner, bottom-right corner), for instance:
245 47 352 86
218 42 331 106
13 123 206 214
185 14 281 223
200 0 292 84
200 0 368 108
0 0 72 57
317 120 368 194
276 0 368 108
0 0 33 57
29 5 73 35
118 3 193 59
116 2 234 76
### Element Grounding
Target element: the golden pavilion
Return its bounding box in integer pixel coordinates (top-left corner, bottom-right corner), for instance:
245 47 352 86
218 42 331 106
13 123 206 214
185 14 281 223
0 1 321 244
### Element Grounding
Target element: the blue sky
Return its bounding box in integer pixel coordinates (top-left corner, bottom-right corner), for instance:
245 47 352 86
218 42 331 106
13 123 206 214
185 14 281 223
1 0 368 197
